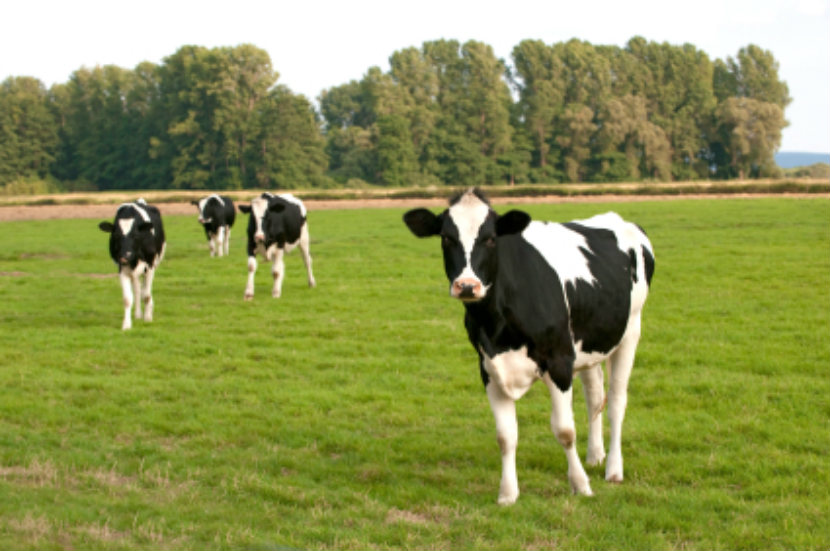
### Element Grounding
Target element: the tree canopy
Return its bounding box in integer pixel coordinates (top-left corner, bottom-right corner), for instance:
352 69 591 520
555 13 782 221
0 38 792 192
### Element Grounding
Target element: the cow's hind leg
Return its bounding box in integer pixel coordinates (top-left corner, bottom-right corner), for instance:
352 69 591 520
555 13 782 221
543 373 592 496
299 225 316 288
605 315 641 483
486 383 520 505
223 227 231 256
579 364 606 466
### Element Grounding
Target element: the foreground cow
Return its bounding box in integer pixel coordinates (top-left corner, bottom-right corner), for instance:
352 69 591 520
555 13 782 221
98 199 166 330
403 188 654 504
191 194 236 257
238 193 316 300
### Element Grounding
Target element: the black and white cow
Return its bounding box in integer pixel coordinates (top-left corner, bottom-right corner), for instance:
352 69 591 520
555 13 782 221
191 194 236 257
238 193 316 300
98 199 166 330
403 188 655 504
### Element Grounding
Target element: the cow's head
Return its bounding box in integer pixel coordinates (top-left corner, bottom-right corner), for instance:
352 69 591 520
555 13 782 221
239 196 270 244
403 188 531 302
191 198 212 226
99 215 155 269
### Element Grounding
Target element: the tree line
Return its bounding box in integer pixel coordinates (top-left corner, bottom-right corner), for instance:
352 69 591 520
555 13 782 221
0 37 790 193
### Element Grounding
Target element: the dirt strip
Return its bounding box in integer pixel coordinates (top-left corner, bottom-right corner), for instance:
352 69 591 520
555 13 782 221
0 193 825 222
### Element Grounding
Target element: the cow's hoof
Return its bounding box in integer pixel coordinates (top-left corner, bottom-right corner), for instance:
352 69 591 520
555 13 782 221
586 448 606 467
606 472 623 484
244 294 253 301
497 493 518 506
569 471 593 496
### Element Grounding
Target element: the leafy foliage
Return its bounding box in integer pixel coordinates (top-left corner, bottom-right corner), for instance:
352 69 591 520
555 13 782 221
0 38 795 191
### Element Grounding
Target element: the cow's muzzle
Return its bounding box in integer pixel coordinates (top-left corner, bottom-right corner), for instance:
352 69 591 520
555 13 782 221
451 278 484 302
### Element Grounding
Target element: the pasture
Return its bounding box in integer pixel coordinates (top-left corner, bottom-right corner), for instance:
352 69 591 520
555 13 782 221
0 197 828 550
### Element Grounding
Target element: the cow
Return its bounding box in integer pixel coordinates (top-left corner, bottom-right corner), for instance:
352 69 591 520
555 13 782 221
191 194 236 257
403 188 655 504
238 193 316 300
98 199 167 330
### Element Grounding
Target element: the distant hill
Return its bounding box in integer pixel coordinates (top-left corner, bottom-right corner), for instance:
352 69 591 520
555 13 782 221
775 152 830 168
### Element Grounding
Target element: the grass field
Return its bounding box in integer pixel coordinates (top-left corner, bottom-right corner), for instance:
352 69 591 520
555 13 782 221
1 197 828 550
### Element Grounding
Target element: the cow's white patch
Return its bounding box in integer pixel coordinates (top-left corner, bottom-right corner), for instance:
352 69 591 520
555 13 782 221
481 346 540 401
522 221 595 289
250 196 270 238
118 218 135 235
448 192 490 289
278 193 307 217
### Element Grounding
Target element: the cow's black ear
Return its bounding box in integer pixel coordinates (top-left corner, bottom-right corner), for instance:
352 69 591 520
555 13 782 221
496 210 531 236
99 221 114 233
268 202 286 213
190 200 199 206
238 204 252 213
138 221 154 233
403 208 441 238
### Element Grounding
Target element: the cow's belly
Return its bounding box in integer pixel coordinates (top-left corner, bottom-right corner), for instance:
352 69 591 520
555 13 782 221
573 341 613 370
481 346 541 400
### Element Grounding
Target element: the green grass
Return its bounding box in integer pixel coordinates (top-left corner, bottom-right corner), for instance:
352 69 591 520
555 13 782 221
1 198 828 549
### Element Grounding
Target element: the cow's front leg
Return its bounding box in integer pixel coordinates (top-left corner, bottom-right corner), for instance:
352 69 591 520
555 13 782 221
244 256 257 300
271 248 285 298
119 269 134 330
223 227 231 257
579 364 606 467
208 234 217 257
142 267 155 322
486 383 519 505
131 272 142 321
215 227 226 257
544 373 593 496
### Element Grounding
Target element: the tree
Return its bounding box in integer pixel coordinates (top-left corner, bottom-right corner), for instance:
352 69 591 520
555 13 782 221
556 104 596 182
511 39 565 174
255 86 328 188
714 45 791 108
375 114 418 186
0 77 59 185
713 97 785 178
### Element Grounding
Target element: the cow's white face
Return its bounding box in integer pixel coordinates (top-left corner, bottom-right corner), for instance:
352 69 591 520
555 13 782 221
249 197 270 242
403 189 531 303
445 191 496 301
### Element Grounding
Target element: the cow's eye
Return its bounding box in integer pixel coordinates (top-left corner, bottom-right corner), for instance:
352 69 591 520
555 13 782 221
485 236 496 248
441 235 454 247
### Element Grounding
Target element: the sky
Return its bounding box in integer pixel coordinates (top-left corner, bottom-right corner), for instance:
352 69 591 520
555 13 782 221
3 0 829 153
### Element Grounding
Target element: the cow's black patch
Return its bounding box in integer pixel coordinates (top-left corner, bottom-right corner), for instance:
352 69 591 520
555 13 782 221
642 245 655 286
263 196 305 249
562 223 633 355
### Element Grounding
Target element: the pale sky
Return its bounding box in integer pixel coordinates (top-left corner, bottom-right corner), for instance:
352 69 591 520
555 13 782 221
3 0 828 153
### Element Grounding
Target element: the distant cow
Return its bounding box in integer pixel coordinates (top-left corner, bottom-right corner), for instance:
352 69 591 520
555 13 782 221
191 194 236 257
403 188 654 504
98 199 166 330
238 193 316 300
